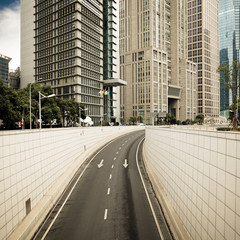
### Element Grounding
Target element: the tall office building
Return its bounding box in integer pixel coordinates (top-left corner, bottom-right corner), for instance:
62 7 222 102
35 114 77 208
219 0 240 114
0 54 11 86
187 0 219 122
21 0 124 124
119 0 196 124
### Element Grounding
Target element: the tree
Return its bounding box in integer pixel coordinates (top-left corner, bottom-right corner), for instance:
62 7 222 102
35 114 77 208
17 88 29 129
137 116 143 123
128 116 137 125
195 114 204 125
218 60 240 130
56 98 86 127
0 80 20 129
228 97 240 123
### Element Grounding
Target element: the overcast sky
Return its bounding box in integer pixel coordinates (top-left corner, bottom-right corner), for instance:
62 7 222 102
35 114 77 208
0 0 20 70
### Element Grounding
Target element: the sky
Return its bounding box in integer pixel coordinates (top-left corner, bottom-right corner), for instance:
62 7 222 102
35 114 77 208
0 0 20 70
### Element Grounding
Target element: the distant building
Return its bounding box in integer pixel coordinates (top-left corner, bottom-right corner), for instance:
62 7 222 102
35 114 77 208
219 0 240 113
9 68 20 90
119 0 196 124
0 54 11 86
187 0 220 122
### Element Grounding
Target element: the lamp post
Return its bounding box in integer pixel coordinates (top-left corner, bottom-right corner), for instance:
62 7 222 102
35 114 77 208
39 92 55 129
29 83 32 129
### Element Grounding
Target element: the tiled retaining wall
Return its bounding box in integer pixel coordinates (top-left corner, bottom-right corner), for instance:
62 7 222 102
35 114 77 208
0 126 139 240
145 127 240 240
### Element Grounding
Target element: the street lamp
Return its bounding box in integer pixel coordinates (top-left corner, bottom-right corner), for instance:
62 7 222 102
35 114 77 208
39 92 55 129
29 83 33 129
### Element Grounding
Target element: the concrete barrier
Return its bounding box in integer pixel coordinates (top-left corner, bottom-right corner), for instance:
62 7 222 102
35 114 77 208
0 126 142 240
144 126 240 240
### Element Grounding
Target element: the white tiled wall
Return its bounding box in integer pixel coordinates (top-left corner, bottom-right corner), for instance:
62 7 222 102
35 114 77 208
145 127 240 240
0 126 138 240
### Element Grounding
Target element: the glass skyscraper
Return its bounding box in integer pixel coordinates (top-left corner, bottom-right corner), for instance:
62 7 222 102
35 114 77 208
219 0 240 112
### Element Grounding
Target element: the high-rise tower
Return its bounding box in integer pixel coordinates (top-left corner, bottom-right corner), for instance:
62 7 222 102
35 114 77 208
119 0 196 124
34 0 103 124
187 0 219 122
21 0 124 124
219 0 240 114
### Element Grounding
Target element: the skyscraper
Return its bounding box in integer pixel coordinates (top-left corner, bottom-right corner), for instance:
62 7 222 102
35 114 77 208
119 0 196 124
0 54 11 87
187 0 219 122
21 0 124 124
219 0 240 113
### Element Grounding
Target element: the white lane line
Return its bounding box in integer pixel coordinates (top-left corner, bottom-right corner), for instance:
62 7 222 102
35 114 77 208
107 188 111 195
116 152 118 154
112 165 114 169
38 139 116 240
136 138 164 240
109 174 112 179
114 157 116 161
119 147 121 150
122 143 124 146
104 209 108 220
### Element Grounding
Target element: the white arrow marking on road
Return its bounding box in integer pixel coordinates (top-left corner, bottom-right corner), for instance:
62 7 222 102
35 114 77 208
123 159 128 168
104 209 108 220
98 159 104 168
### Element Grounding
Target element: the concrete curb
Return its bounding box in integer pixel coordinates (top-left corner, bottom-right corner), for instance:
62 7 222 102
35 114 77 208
142 142 191 240
7 128 141 240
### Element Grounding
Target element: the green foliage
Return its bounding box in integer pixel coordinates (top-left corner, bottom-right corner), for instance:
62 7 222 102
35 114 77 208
128 116 137 125
218 60 240 130
195 114 204 125
137 116 143 123
166 113 177 124
0 81 87 129
0 80 20 129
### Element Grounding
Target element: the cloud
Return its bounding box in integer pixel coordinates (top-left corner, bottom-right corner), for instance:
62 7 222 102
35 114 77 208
0 1 20 70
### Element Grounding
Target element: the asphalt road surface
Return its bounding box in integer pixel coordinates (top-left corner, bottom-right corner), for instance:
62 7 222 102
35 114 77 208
33 130 172 240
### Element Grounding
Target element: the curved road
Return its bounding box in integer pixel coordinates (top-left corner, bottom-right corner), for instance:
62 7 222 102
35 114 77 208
33 130 171 240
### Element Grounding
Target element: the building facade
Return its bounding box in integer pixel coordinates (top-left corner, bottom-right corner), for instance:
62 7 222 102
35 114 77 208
0 54 11 86
119 0 196 124
20 0 35 89
9 68 20 90
219 0 240 113
187 0 219 122
21 0 124 124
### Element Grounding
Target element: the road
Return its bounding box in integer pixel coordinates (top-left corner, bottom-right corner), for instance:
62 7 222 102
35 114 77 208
33 130 172 240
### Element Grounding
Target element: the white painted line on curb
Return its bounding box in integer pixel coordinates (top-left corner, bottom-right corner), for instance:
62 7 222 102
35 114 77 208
136 138 164 240
104 209 108 220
